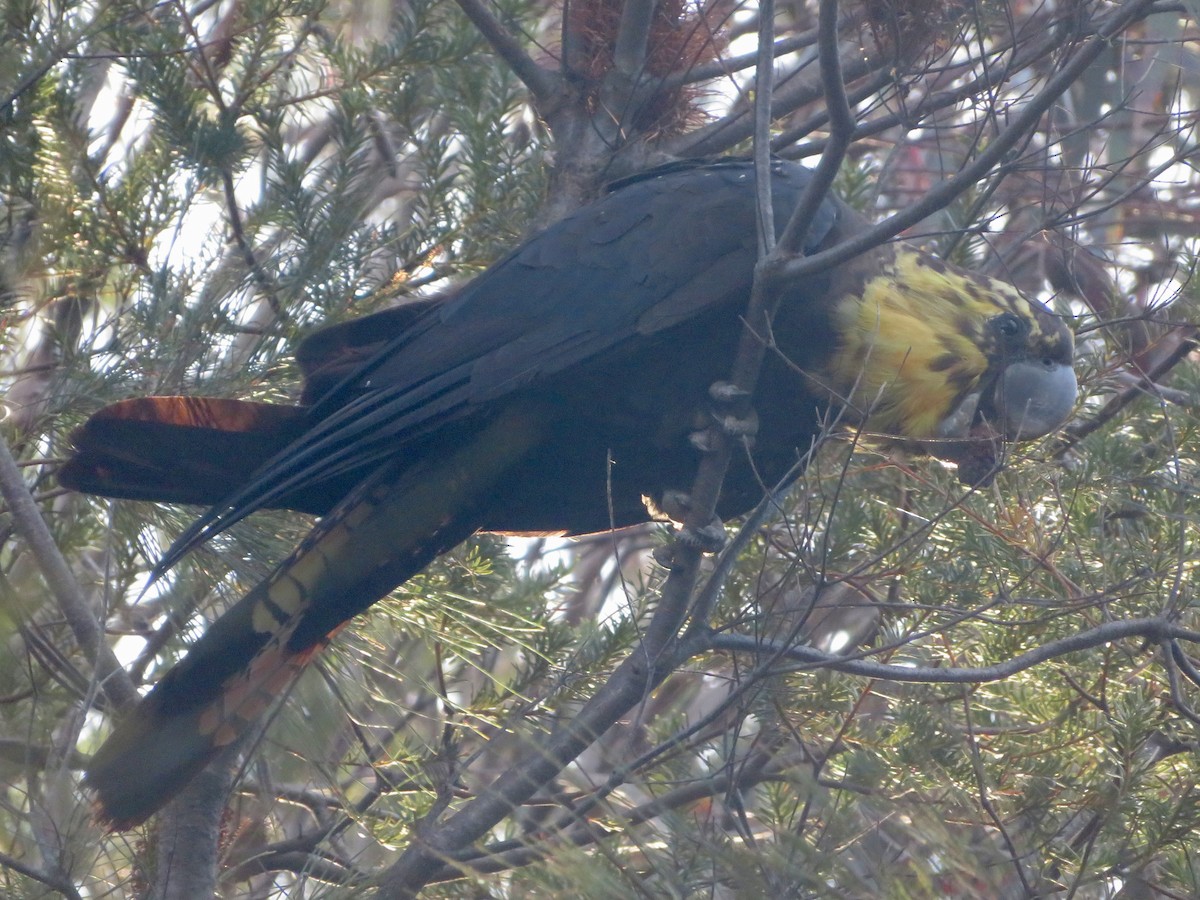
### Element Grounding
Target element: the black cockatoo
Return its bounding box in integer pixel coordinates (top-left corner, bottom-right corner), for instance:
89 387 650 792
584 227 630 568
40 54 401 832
60 159 1077 827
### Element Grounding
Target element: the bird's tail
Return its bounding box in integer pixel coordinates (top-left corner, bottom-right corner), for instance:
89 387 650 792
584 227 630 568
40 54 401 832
58 397 327 510
84 405 546 828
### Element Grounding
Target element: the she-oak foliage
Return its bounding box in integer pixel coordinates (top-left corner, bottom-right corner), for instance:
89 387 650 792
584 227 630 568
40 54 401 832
0 0 1197 897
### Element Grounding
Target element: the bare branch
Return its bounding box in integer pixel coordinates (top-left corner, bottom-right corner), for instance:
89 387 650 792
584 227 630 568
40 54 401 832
1053 324 1198 454
776 0 855 255
1162 642 1200 726
752 1 778 258
0 436 137 710
611 0 656 80
774 0 1161 282
962 695 1036 896
0 848 82 900
423 751 787 884
665 22 821 87
672 47 882 159
454 0 558 101
776 21 1064 157
701 618 1196 684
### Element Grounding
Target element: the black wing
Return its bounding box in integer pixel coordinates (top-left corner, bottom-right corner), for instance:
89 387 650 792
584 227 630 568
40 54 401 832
154 159 839 574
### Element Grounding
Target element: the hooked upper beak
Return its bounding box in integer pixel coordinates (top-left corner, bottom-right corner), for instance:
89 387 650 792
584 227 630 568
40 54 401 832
931 357 1077 485
937 359 1077 443
991 358 1079 439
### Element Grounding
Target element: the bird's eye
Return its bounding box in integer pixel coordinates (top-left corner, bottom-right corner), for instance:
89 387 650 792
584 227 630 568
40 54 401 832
995 314 1023 337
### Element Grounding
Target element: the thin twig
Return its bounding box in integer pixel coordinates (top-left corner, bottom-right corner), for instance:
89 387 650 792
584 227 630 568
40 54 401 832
0 848 82 900
0 435 137 710
776 0 854 255
673 49 881 159
453 0 558 101
661 23 822 88
773 0 1160 282
700 617 1192 684
1053 325 1198 454
423 752 787 884
1162 642 1200 726
219 169 285 321
961 694 1036 896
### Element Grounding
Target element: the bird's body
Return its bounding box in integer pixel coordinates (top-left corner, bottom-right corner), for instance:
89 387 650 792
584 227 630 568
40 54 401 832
61 159 1076 827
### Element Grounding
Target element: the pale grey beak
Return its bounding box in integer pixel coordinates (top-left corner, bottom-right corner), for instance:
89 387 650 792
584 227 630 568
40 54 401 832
992 359 1078 440
936 359 1077 444
929 357 1077 487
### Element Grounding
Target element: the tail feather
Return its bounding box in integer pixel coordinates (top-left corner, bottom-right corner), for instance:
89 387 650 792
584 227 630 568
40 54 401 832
83 403 547 827
58 397 339 513
84 594 346 829
295 300 443 404
61 302 449 510
84 461 475 828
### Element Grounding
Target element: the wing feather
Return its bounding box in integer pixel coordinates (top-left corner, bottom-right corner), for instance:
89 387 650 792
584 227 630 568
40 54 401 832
154 160 839 575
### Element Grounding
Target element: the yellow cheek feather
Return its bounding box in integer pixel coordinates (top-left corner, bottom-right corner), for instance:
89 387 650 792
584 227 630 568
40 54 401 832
827 251 1020 441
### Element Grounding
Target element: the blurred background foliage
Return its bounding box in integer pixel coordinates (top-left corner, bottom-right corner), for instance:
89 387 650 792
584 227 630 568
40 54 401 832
1 0 1198 896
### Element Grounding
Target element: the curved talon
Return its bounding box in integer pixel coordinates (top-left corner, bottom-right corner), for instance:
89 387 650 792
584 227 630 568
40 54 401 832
659 489 694 522
656 491 727 553
708 381 751 404
705 380 759 443
689 409 758 453
715 409 758 440
678 521 728 553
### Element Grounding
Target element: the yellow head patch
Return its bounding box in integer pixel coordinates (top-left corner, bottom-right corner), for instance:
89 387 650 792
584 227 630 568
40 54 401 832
825 249 1044 442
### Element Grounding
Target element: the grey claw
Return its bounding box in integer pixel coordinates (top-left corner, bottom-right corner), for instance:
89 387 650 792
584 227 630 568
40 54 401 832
659 489 693 521
678 521 728 553
701 381 758 442
655 491 727 552
708 381 751 404
715 409 758 439
689 429 718 452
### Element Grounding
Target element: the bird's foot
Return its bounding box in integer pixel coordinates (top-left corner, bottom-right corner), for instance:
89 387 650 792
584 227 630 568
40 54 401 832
708 380 750 406
689 381 758 451
652 490 728 564
652 519 728 566
678 520 728 553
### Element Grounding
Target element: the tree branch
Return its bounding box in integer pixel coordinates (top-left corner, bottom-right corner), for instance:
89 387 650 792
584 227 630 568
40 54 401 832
377 9 797 895
1053 324 1198 454
663 24 821 88
776 19 1063 157
671 46 882 159
773 0 1161 282
0 435 137 710
453 0 558 101
700 617 1195 684
776 0 854 255
0 847 82 900
423 751 787 885
611 0 656 81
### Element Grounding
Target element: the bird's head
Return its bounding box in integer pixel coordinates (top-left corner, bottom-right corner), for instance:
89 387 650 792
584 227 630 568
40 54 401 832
822 247 1077 485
